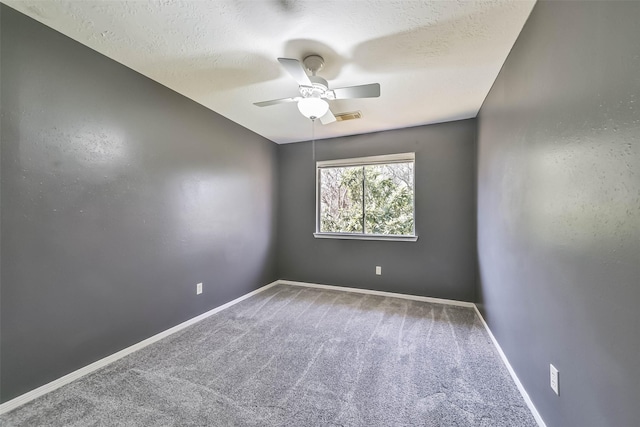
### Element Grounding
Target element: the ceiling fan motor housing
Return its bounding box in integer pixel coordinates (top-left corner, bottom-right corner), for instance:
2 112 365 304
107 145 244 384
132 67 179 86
300 75 334 100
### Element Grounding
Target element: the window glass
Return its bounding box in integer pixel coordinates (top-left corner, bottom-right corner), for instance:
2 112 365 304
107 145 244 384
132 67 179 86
364 162 414 235
319 166 364 233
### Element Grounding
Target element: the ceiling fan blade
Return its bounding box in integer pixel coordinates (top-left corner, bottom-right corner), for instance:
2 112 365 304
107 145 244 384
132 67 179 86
319 109 336 125
332 83 380 99
278 58 312 86
253 97 300 107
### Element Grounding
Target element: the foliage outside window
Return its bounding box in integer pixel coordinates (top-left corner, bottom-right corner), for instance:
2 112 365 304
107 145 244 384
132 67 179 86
316 153 416 240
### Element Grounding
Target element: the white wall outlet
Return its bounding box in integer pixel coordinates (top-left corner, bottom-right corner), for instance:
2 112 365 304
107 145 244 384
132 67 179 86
375 266 382 275
196 282 203 295
550 364 559 395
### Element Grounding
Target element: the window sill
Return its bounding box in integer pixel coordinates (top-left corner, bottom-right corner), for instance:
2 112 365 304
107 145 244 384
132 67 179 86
313 233 418 242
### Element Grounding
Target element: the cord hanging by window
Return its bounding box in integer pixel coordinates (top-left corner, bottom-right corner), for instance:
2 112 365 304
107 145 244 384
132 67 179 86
312 118 316 165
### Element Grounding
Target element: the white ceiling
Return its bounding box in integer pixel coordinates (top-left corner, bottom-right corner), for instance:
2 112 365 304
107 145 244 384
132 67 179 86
3 0 536 144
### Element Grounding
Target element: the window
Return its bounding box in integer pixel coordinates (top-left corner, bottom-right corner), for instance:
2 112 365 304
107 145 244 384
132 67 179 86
315 153 417 241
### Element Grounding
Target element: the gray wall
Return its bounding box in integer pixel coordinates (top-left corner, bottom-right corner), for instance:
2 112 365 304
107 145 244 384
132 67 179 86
0 5 278 402
278 121 477 301
476 2 640 427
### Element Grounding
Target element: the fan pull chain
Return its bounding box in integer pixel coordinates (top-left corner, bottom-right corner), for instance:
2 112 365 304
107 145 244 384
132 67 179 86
312 118 316 164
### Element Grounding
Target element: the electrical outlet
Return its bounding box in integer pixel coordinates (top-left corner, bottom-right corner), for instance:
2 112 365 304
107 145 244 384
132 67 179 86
550 364 559 395
196 282 203 295
376 266 382 275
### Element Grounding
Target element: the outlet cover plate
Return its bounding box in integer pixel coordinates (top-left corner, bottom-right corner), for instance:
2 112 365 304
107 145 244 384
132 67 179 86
375 266 382 275
196 283 203 295
550 364 559 395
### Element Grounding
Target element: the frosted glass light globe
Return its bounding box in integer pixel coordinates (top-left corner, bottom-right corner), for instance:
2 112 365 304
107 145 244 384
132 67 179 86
297 98 329 119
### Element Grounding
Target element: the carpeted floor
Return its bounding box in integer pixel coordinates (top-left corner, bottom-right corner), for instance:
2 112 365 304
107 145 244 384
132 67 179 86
1 284 538 426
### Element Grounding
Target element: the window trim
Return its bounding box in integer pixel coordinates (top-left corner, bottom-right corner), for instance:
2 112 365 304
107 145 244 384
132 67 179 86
315 152 415 168
313 232 418 242
315 152 417 241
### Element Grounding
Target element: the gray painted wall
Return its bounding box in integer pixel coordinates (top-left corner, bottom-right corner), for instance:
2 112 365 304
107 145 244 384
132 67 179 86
0 5 278 402
477 2 640 427
278 121 477 301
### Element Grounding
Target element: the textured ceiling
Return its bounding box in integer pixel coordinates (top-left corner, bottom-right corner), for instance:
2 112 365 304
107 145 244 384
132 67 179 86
3 0 536 144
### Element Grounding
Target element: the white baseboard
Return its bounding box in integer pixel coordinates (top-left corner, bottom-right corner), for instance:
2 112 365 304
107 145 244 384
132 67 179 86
278 280 476 308
0 280 280 415
473 306 547 427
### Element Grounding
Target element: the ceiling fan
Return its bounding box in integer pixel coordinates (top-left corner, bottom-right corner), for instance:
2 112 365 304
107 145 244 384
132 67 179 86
254 55 380 124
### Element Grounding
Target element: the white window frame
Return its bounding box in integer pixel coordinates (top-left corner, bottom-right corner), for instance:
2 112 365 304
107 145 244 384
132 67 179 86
314 152 418 242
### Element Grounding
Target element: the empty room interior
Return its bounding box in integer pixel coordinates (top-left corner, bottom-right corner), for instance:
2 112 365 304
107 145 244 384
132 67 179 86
1 1 638 426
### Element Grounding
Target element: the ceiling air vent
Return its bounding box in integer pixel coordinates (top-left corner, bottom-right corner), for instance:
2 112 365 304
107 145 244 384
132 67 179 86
334 111 362 122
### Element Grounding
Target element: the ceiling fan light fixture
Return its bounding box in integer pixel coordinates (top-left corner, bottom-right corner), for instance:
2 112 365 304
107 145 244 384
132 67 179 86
297 97 329 120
